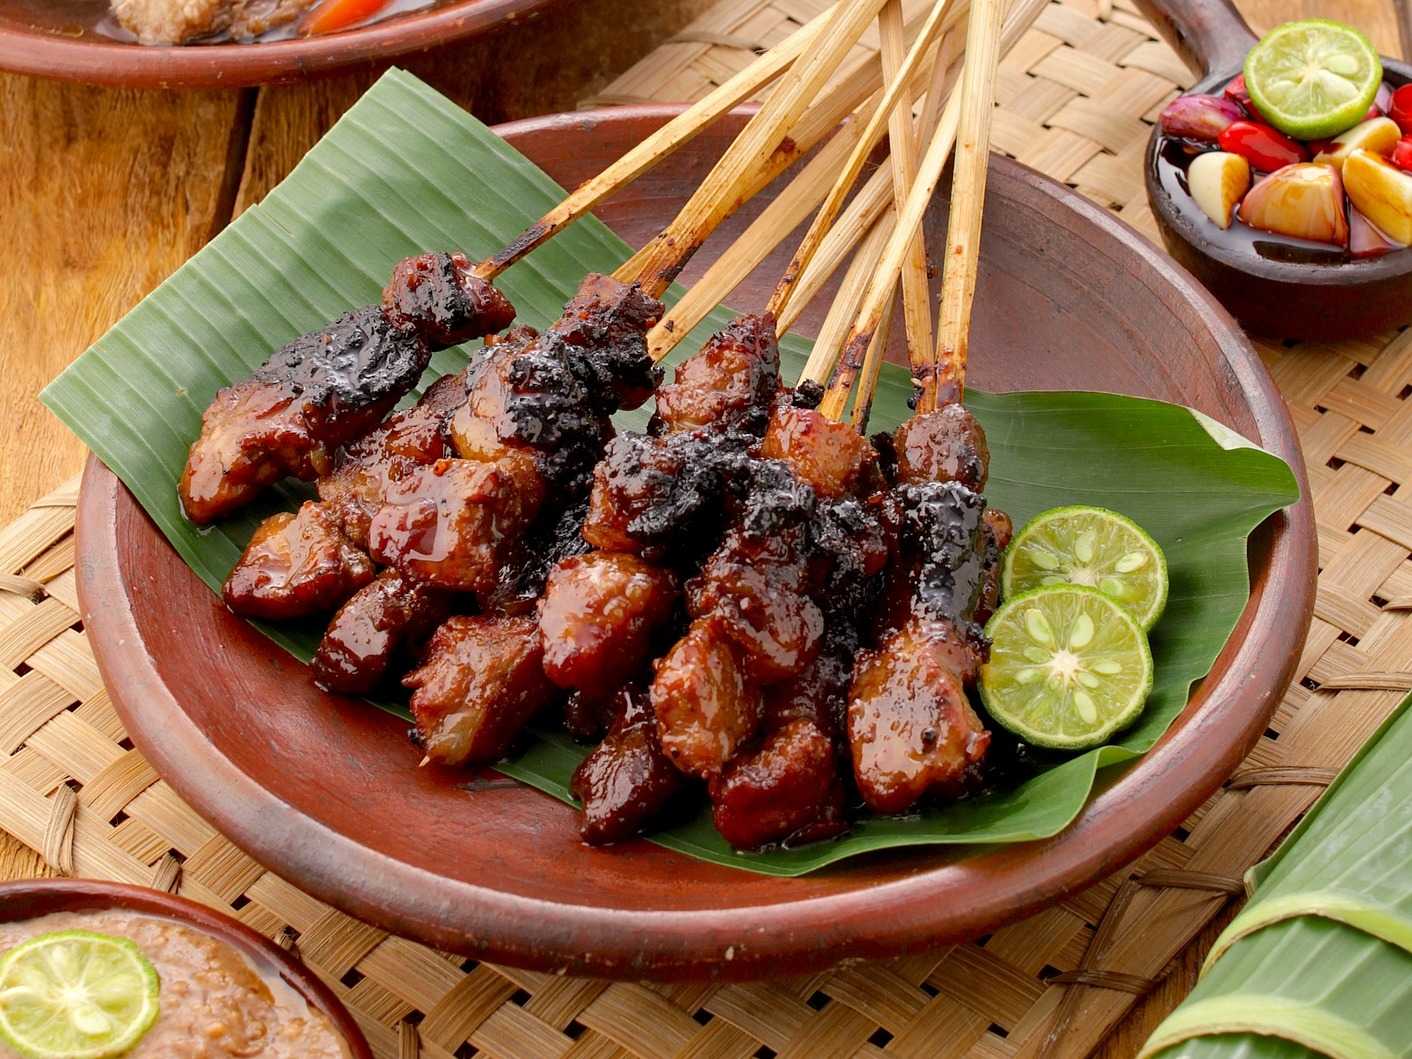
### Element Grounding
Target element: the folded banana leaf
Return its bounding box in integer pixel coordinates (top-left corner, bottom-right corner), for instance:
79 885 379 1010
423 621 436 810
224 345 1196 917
1141 916 1412 1059
40 69 1299 875
1200 693 1412 967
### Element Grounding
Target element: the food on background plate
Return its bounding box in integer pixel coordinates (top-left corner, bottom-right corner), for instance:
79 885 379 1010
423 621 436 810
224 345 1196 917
0 912 348 1058
110 0 413 45
1154 18 1412 261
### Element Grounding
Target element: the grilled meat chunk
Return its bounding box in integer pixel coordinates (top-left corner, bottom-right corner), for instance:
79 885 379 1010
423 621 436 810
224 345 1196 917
368 455 545 598
709 718 847 850
317 372 464 547
846 617 991 814
382 252 516 349
571 687 687 845
688 524 823 684
761 400 876 499
892 404 990 492
540 553 678 699
223 502 373 621
651 617 762 778
405 615 554 767
311 571 450 695
653 313 780 436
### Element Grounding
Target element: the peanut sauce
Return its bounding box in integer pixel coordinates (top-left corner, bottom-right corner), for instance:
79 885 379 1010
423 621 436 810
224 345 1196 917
0 910 350 1059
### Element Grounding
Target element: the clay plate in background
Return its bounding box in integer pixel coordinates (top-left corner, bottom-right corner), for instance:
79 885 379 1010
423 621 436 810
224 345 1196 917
76 107 1316 981
0 0 562 88
0 878 372 1057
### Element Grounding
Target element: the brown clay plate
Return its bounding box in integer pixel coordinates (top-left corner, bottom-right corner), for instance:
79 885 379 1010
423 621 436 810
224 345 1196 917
0 0 562 88
0 879 372 1056
75 107 1316 981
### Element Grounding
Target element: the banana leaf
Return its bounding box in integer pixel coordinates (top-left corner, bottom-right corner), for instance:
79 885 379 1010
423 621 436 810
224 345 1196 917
40 69 1299 875
1141 916 1412 1059
1200 693 1412 967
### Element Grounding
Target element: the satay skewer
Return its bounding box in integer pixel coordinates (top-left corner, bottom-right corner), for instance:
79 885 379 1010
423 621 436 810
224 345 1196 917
927 0 1007 409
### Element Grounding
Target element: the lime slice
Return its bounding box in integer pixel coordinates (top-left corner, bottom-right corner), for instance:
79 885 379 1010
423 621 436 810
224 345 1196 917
0 930 160 1059
1244 19 1382 140
981 585 1154 749
1002 504 1168 630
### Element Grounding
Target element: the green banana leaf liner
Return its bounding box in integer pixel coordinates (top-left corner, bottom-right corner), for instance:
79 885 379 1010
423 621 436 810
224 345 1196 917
41 69 1299 876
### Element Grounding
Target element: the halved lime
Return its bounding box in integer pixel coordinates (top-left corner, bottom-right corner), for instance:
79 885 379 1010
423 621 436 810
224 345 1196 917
1244 19 1382 140
1002 505 1168 630
0 930 160 1059
981 585 1153 749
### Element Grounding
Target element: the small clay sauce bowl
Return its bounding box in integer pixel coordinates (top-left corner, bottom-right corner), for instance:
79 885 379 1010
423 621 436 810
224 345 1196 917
1137 0 1412 341
77 106 1316 981
0 0 562 89
0 878 372 1057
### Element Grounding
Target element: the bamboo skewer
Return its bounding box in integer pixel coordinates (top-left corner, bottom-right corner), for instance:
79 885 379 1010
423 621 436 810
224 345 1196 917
818 0 1045 425
927 0 1006 411
615 0 894 299
469 3 839 283
762 0 954 323
879 0 935 363
803 212 897 389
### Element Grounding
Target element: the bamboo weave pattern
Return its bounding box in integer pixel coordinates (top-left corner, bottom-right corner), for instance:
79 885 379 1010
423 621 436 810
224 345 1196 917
3 1 1412 1056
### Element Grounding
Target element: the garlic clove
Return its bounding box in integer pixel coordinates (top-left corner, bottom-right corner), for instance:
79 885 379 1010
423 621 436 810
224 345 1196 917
1314 116 1401 170
1239 163 1349 246
1344 147 1412 245
1187 151 1251 228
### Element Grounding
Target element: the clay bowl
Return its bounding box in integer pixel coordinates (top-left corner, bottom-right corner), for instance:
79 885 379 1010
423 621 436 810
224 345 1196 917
0 879 372 1057
0 0 561 88
76 105 1316 981
1136 0 1412 341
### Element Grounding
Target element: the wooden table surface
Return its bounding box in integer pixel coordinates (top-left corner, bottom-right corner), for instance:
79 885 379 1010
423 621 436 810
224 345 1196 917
0 0 1406 1054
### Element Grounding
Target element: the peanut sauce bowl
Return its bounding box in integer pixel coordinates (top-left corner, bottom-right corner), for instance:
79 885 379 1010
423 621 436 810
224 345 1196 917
0 879 372 1057
1136 0 1412 341
75 106 1316 981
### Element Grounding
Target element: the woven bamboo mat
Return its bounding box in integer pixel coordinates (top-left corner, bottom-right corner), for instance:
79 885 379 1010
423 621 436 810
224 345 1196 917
5 1 1412 1056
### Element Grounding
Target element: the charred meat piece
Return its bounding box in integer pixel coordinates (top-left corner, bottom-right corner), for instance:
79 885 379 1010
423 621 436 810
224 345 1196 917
651 617 762 778
404 615 554 767
318 372 464 547
581 430 748 557
893 404 990 492
540 552 679 699
571 687 687 845
709 719 847 850
368 455 545 598
382 252 516 349
688 524 823 684
489 497 595 618
311 571 451 695
761 400 876 499
653 313 780 436
879 481 989 640
223 502 373 621
975 508 1014 626
846 617 991 814
180 307 429 524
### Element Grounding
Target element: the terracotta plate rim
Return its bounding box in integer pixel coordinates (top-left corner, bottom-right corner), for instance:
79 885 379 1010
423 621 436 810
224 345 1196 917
0 0 563 88
75 107 1316 980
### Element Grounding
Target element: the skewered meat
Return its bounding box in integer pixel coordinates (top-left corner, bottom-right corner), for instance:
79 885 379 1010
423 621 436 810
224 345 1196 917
652 313 780 436
709 718 847 849
540 553 679 699
651 616 762 778
571 687 687 845
489 497 595 618
846 617 991 813
223 501 373 620
317 372 464 547
404 615 554 767
368 454 545 598
180 252 513 525
383 252 518 349
311 571 450 695
893 404 990 492
761 399 877 499
688 523 823 684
